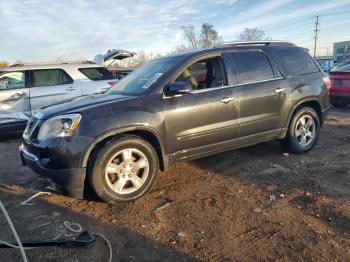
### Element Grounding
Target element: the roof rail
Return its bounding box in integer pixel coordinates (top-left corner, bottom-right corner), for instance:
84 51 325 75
216 40 296 48
9 60 96 67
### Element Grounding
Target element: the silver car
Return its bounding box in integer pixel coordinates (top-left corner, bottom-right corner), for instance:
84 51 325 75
0 50 134 133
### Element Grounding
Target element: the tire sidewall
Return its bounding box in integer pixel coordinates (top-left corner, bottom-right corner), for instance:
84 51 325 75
90 136 159 203
288 107 320 153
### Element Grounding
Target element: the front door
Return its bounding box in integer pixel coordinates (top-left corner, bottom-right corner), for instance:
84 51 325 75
0 70 31 125
29 68 82 111
164 55 239 161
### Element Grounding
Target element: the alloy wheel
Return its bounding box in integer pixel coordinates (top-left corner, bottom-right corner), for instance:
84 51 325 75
295 115 316 147
104 148 149 195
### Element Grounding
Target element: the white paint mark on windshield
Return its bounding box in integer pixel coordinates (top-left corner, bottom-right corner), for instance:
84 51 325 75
141 73 163 89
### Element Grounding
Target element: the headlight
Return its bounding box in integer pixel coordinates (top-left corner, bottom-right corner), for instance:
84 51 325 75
37 114 81 141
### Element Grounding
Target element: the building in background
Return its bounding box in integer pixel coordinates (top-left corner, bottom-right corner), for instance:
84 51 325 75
333 41 350 65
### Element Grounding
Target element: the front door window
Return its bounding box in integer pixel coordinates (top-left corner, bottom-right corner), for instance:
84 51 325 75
176 57 226 90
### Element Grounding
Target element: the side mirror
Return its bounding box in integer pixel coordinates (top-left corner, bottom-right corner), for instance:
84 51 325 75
165 82 192 96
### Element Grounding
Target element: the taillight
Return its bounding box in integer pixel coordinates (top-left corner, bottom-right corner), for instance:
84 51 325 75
323 76 331 90
107 81 117 87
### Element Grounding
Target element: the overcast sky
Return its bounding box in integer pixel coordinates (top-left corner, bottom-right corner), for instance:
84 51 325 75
1 0 350 63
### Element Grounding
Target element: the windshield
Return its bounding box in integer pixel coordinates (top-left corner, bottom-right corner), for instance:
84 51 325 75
107 57 180 96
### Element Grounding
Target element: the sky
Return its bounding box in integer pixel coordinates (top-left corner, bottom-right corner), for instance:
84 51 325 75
1 0 350 63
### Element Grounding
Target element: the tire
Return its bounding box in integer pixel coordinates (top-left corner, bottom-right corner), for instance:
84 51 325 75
283 107 320 154
88 135 159 203
331 102 348 108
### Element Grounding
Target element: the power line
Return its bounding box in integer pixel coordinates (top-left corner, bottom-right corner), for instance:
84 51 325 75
319 10 350 17
268 10 350 34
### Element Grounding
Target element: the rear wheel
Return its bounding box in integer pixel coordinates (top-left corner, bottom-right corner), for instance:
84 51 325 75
88 135 159 203
331 102 348 108
283 107 320 153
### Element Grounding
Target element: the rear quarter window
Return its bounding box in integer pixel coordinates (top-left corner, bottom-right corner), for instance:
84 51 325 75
79 67 114 81
273 47 320 76
231 51 275 84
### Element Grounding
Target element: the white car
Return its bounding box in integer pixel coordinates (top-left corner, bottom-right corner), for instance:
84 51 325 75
0 50 134 133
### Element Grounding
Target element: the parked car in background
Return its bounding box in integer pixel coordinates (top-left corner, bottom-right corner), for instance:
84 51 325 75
0 50 135 133
110 68 134 80
20 41 330 202
331 60 350 72
329 63 350 108
0 62 115 133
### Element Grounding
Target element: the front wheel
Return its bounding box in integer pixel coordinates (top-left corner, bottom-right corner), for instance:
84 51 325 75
283 107 320 153
88 135 159 203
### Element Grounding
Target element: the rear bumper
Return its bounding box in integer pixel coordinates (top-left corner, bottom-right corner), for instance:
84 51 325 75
20 144 86 199
330 94 350 104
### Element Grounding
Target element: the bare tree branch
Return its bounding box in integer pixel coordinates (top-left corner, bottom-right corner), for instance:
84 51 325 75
237 28 270 41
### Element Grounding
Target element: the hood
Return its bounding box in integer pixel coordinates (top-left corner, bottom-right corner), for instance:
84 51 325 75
34 94 132 120
93 49 135 65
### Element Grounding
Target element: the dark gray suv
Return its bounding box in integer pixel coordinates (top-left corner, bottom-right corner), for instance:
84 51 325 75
20 41 330 202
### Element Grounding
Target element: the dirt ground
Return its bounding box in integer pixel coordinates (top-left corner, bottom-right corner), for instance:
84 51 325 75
0 108 349 262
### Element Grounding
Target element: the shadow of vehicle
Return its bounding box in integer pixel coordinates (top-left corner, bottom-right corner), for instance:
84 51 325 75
0 189 199 262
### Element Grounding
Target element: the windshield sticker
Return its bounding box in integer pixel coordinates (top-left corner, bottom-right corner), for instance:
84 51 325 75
141 73 163 89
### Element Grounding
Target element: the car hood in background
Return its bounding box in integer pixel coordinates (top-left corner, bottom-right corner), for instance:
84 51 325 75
93 49 136 65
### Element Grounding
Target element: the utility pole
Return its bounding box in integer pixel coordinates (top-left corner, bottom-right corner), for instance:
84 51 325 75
313 15 320 58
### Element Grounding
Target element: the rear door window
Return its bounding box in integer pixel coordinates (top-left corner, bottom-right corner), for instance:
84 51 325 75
0 71 26 90
32 69 73 87
79 67 114 81
273 47 320 76
231 51 275 84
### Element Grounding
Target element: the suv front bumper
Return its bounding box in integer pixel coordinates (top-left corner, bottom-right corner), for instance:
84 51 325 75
20 144 86 199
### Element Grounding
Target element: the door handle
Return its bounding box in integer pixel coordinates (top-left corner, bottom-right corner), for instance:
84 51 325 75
275 88 286 94
219 97 235 104
65 87 77 91
11 92 24 99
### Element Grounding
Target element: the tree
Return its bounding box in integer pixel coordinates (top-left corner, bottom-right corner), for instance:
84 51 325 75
181 23 222 50
200 23 222 48
181 25 198 50
237 28 270 41
168 45 189 55
0 61 9 68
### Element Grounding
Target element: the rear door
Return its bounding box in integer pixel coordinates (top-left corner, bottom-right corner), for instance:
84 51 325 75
0 70 31 125
230 50 287 142
29 68 82 111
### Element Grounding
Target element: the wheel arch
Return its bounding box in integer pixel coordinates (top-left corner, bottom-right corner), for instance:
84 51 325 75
281 98 323 138
81 126 167 171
